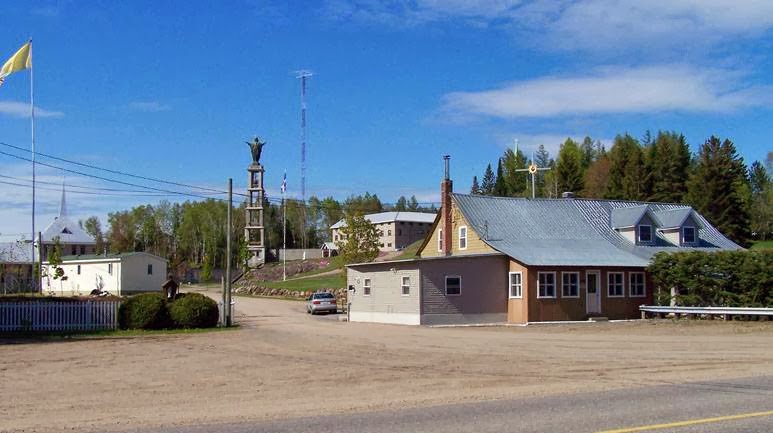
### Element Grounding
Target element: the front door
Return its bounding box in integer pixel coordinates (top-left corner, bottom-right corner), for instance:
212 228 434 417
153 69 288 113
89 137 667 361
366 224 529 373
586 271 601 315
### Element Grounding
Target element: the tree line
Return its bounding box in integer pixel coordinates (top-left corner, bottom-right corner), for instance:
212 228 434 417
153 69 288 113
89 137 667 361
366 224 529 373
470 132 771 246
78 193 436 274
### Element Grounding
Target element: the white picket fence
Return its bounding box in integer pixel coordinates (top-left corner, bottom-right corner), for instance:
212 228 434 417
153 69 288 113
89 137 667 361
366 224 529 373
0 300 120 332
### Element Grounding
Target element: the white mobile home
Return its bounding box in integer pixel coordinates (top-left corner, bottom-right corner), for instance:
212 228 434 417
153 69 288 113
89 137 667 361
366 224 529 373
43 252 167 297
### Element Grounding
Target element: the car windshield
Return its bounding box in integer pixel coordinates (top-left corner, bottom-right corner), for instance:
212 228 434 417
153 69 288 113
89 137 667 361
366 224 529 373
314 293 335 299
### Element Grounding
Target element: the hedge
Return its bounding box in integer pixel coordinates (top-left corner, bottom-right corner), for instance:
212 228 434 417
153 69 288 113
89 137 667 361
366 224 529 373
648 250 772 307
118 293 171 330
168 293 219 328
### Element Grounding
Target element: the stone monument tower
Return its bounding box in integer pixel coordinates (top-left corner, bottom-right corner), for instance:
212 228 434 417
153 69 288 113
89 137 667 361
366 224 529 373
245 137 267 268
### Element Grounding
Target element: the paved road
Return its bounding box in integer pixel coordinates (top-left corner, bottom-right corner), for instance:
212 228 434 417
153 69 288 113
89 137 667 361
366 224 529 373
122 376 773 433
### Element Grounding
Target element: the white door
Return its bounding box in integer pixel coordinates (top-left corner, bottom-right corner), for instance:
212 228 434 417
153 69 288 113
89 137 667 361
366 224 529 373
586 271 601 315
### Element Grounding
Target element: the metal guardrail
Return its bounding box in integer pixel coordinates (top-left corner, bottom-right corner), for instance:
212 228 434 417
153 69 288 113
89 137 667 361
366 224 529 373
640 305 773 320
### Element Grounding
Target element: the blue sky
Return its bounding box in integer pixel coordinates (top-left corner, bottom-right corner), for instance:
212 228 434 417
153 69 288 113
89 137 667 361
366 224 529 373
1 0 772 239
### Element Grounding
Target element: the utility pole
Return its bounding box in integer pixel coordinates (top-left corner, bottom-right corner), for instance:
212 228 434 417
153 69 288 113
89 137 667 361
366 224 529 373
295 70 312 254
225 178 232 327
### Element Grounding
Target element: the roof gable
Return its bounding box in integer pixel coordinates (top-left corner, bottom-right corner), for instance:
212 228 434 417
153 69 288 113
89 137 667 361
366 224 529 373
610 206 650 229
653 208 700 229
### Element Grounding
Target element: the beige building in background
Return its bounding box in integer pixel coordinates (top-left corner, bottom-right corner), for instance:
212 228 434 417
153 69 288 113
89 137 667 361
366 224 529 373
43 252 167 297
331 211 436 252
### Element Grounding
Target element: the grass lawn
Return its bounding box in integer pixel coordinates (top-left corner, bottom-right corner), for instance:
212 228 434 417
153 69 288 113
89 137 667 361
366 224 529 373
751 240 773 250
259 274 346 291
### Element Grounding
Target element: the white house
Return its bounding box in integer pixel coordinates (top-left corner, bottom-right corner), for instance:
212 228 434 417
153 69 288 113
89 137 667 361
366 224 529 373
43 252 167 297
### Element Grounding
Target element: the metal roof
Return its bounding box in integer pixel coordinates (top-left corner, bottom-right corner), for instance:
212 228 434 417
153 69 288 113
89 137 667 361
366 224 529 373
330 211 437 229
652 208 696 229
452 193 741 267
0 241 34 264
610 206 649 228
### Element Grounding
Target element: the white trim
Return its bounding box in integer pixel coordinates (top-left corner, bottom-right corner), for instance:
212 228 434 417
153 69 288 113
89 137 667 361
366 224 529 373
561 271 580 298
629 272 646 298
682 226 696 244
537 271 556 299
508 271 523 299
607 272 625 298
401 275 411 297
638 224 653 243
445 275 462 296
437 228 443 252
458 226 468 250
363 278 372 297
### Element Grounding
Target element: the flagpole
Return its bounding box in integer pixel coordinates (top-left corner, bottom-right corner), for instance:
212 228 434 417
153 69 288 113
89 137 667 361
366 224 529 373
282 171 287 282
29 39 36 291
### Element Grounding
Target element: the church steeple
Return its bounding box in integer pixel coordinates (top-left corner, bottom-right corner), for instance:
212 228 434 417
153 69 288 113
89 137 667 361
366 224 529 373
58 181 68 219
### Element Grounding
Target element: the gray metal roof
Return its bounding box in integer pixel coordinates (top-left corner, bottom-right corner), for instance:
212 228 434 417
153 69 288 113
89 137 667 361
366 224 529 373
0 241 35 264
610 206 649 228
652 208 695 229
452 193 741 267
330 211 437 229
40 216 96 244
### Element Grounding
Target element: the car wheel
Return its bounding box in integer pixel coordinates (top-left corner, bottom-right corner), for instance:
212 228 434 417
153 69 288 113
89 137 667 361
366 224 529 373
310 309 316 315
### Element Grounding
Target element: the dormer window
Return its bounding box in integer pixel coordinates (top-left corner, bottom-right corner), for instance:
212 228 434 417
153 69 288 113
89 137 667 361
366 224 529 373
638 225 652 243
682 226 696 244
61 228 72 234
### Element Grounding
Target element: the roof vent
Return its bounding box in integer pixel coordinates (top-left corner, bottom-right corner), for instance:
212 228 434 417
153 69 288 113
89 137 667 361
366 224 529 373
562 192 575 199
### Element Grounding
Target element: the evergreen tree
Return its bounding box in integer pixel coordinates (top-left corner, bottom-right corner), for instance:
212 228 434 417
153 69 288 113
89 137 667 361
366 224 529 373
556 138 584 195
493 158 508 196
542 159 559 198
407 195 419 211
394 196 408 211
606 134 644 200
470 176 481 194
580 136 596 169
481 163 496 195
534 144 550 196
749 160 772 240
687 136 751 246
502 148 528 197
649 131 691 203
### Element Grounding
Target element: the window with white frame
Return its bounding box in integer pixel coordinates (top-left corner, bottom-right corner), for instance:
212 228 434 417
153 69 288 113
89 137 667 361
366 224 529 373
459 226 468 250
509 272 523 298
445 276 461 296
562 272 579 298
108 263 113 275
363 278 371 296
388 230 392 236
537 272 556 298
682 226 696 244
401 276 410 296
638 225 653 243
608 272 624 297
437 229 443 252
629 272 646 297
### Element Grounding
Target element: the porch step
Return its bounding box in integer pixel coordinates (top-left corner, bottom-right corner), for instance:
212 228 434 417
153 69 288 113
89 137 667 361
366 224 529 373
588 316 609 322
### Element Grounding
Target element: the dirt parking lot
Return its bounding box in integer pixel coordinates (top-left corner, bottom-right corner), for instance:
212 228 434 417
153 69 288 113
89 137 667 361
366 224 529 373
2 292 772 433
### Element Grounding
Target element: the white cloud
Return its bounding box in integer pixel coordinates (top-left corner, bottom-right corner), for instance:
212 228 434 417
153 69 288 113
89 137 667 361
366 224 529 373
129 101 171 112
324 0 773 51
442 65 773 119
0 101 64 118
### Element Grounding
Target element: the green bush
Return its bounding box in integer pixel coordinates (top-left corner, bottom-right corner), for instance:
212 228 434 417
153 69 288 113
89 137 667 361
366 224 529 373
648 250 772 307
118 293 171 330
168 293 219 328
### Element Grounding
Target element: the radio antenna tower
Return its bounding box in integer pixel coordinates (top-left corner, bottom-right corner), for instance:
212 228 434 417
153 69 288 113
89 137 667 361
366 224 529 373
296 69 312 252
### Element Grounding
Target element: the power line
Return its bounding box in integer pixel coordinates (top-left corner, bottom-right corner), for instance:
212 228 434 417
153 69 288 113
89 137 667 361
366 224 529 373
0 173 225 195
0 179 175 197
0 141 230 195
0 149 229 201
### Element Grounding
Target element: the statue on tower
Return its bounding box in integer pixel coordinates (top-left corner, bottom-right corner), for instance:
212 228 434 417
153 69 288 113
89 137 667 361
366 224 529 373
246 136 266 165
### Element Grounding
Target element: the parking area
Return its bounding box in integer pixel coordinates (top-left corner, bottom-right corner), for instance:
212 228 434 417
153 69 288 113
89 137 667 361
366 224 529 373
2 293 773 433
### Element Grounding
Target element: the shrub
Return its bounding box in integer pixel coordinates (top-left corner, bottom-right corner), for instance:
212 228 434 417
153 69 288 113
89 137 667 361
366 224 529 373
648 250 772 307
169 293 219 328
118 293 171 330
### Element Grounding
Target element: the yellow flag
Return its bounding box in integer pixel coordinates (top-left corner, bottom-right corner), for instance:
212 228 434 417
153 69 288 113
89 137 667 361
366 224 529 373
0 41 32 87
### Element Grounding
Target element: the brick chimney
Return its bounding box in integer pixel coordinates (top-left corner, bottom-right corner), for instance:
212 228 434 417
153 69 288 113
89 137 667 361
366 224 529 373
441 155 453 256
